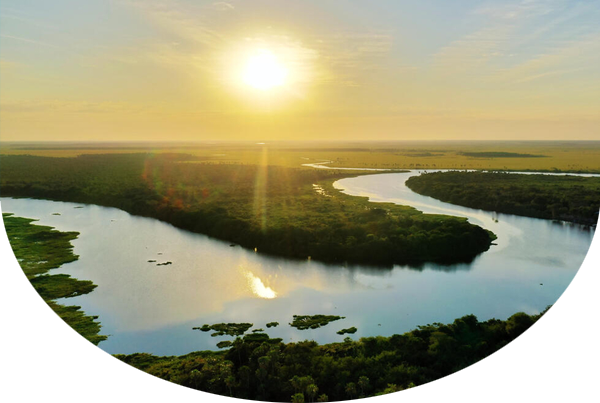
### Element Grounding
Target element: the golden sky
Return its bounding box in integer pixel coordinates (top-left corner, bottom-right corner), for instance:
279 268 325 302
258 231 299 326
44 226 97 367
1 0 599 141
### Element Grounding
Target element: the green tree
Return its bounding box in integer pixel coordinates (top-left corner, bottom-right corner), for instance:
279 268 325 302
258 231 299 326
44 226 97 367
316 394 328 402
345 382 357 399
358 376 370 396
189 369 201 389
306 384 319 403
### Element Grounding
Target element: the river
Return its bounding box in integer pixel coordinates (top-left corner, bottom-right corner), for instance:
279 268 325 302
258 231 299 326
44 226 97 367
0 171 595 356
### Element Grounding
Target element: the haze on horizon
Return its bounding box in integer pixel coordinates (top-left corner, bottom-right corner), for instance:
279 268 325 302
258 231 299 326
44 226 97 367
1 0 599 142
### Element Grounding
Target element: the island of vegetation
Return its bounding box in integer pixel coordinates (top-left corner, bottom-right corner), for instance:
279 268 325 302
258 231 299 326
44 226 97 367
337 327 358 335
406 171 600 225
193 323 254 337
266 322 279 328
0 153 496 266
290 315 345 330
0 215 600 403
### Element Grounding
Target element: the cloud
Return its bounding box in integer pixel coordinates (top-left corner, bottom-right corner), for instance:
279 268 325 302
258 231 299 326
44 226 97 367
492 32 600 84
0 34 59 48
113 1 398 89
432 0 600 82
0 100 150 114
212 2 234 12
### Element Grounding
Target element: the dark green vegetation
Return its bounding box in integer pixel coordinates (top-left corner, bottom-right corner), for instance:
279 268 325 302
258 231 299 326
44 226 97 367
0 215 600 403
290 315 345 330
0 153 496 265
458 152 546 158
15 287 600 403
337 327 358 335
0 214 104 401
407 171 600 225
194 323 254 337
266 322 280 328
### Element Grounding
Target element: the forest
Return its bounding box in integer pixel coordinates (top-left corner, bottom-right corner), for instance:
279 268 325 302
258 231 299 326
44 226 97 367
0 153 496 265
0 215 600 403
406 171 600 225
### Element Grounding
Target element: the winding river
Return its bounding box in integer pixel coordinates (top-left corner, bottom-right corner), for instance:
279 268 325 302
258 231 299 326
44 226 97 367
1 171 595 356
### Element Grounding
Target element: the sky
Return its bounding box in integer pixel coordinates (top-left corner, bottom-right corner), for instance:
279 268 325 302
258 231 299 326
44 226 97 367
1 0 599 141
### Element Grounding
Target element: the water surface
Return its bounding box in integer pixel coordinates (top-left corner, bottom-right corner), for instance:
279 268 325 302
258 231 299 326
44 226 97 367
1 171 594 355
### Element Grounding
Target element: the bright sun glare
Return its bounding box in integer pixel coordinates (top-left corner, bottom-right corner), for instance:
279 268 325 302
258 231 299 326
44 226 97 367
243 49 288 91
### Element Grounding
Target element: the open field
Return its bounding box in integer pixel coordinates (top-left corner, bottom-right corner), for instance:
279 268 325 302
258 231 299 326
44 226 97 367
2 141 600 173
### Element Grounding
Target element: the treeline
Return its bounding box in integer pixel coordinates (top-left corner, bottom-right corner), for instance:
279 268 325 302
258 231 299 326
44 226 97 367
406 171 600 226
116 310 544 401
1 154 495 265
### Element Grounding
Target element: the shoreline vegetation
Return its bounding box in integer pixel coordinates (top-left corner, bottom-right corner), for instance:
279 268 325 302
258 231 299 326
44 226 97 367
406 171 600 226
0 214 600 403
0 214 106 401
0 153 496 266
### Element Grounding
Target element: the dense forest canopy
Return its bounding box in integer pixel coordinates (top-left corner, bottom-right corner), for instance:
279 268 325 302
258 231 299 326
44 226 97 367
406 171 600 226
1 153 495 265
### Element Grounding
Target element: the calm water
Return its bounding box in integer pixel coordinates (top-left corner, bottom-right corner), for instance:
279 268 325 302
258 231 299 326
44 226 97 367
1 171 595 355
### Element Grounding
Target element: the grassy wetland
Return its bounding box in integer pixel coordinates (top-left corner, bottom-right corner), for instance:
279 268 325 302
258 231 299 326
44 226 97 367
0 214 105 400
3 141 600 172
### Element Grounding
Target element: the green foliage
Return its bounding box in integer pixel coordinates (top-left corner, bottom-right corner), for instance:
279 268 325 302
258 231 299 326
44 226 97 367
266 322 279 328
337 327 358 335
193 323 253 337
0 153 496 265
117 311 545 401
0 214 104 400
290 315 345 330
406 171 600 225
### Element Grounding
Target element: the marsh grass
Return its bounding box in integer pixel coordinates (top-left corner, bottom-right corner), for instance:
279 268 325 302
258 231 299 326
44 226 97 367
0 214 105 398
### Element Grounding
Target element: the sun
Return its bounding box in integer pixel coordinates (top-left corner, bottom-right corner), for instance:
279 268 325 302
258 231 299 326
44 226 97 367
243 49 289 91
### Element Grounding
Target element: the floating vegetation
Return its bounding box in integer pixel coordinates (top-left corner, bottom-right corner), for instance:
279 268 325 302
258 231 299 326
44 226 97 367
266 322 279 328
243 333 281 343
230 244 236 247
216 341 232 349
147 260 157 263
51 213 61 216
193 323 253 337
252 328 264 333
73 206 84 209
290 315 345 330
337 327 357 335
156 261 172 266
